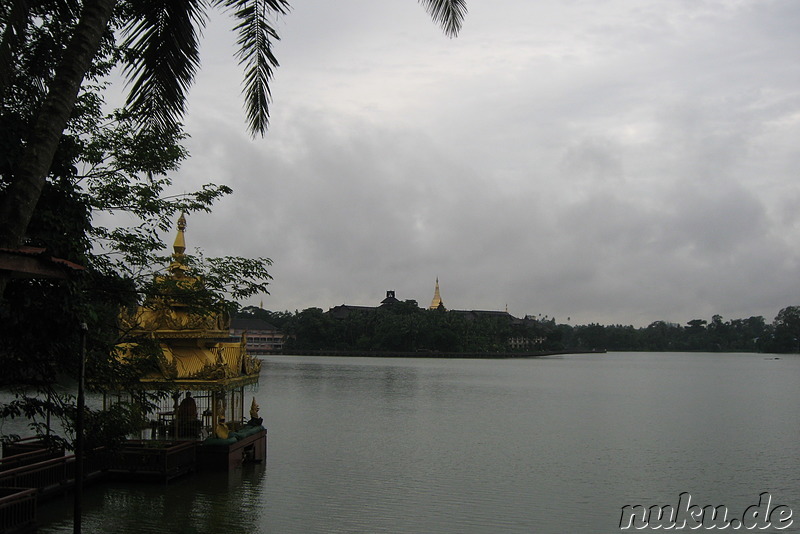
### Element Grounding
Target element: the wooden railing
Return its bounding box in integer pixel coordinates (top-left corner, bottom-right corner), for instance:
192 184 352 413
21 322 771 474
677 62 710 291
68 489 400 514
0 487 36 533
0 456 71 496
0 449 106 498
2 437 62 457
0 439 199 531
0 447 63 473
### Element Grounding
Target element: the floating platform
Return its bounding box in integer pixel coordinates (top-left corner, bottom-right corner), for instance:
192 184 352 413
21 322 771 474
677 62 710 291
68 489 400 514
104 426 267 482
197 426 267 470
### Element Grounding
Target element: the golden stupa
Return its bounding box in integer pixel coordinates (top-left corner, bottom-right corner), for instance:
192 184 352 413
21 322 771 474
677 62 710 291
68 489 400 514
429 277 445 310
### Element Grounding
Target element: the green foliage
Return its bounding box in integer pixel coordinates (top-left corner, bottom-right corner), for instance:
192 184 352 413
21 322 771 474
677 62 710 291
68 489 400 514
284 308 340 351
280 306 551 354
0 388 73 450
275 306 798 355
766 306 800 353
79 400 149 451
0 12 271 448
551 313 781 353
236 305 293 328
196 254 273 302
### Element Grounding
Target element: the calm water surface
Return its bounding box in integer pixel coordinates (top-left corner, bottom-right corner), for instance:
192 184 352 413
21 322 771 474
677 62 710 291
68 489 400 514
35 352 800 533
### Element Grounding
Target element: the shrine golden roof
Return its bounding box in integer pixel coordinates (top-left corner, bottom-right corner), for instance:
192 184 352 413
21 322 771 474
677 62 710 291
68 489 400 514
113 214 261 390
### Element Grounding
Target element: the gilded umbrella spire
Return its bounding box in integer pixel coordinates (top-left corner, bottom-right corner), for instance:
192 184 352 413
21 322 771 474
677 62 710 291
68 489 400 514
168 213 189 277
173 213 187 255
429 277 445 310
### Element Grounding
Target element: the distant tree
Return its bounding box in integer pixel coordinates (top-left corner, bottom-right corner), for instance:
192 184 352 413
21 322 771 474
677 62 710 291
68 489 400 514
236 306 293 328
769 306 800 353
573 323 607 350
643 321 682 351
728 316 767 352
686 319 707 330
283 308 340 351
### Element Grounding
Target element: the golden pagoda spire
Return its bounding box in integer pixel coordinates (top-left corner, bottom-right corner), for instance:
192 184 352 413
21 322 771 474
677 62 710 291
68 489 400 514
168 213 189 277
429 277 445 310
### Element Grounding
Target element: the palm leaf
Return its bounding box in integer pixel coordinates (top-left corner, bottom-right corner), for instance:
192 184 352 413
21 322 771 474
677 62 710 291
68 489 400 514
120 0 207 134
216 0 289 137
419 0 467 38
0 0 32 100
119 0 463 137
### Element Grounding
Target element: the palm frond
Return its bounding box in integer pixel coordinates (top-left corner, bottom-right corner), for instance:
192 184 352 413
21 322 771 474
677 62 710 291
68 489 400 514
216 0 290 137
419 0 467 38
0 0 32 100
120 0 207 134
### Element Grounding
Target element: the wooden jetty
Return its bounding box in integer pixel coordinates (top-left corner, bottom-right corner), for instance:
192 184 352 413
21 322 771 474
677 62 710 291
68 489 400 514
0 429 267 533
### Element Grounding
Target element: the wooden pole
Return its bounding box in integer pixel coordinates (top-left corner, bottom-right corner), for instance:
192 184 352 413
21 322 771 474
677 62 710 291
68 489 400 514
73 322 87 534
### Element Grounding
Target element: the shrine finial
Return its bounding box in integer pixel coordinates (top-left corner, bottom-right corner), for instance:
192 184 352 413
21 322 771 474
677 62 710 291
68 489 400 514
173 213 187 256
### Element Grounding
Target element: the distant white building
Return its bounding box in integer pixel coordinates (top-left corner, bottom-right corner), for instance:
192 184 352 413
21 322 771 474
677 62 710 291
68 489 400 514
230 318 284 354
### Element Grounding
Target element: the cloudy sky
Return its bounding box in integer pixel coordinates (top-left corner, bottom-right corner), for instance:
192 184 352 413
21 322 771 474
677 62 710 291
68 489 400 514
132 0 800 327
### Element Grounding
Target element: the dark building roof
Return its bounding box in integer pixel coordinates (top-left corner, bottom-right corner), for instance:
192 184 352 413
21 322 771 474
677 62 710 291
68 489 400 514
230 317 279 332
0 246 84 279
380 290 400 306
328 291 404 319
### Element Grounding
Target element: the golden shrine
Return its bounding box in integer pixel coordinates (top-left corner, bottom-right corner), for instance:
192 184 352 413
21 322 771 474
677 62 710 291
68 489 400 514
110 215 265 469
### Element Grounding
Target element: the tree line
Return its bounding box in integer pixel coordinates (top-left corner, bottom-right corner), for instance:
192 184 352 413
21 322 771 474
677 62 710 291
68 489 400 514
552 307 800 353
237 305 800 354
237 304 550 354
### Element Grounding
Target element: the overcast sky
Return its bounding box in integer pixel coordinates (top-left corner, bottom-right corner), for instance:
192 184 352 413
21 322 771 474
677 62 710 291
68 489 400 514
133 0 800 327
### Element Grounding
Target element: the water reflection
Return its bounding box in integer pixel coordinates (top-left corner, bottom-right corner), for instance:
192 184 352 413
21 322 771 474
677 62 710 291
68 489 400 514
283 360 420 397
30 353 800 533
38 464 266 534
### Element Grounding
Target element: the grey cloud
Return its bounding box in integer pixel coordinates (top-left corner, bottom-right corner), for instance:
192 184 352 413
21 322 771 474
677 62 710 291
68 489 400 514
152 0 800 327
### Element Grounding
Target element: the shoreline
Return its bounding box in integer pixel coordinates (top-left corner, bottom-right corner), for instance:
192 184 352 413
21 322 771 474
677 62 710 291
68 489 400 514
266 349 606 359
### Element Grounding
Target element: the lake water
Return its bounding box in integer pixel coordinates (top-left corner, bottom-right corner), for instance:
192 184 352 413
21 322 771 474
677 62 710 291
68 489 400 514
33 352 800 533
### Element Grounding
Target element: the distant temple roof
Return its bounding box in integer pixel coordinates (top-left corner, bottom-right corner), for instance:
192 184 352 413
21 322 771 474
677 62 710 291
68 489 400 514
381 290 400 306
326 283 530 325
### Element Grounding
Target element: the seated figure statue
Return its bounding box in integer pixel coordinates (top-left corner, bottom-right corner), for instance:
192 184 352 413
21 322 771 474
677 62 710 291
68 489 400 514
175 392 200 438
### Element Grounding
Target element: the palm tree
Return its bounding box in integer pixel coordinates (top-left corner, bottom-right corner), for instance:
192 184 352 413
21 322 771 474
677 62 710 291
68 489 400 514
0 0 467 296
